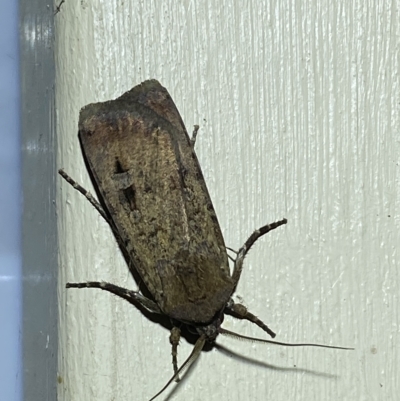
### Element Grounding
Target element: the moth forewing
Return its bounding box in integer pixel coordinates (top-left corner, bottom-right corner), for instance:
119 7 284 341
78 82 233 324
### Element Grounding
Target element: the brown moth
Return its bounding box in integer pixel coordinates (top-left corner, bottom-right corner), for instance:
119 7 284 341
59 80 351 400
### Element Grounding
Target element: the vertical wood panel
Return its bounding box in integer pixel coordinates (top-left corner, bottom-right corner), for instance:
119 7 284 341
57 1 399 400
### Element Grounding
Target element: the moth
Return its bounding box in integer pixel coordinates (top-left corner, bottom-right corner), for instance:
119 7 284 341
60 79 351 400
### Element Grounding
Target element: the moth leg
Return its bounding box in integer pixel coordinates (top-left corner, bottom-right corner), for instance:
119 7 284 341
59 169 127 249
190 125 199 148
54 0 65 14
66 281 162 314
169 326 181 382
231 219 287 288
226 246 237 262
59 169 109 221
224 298 276 338
226 247 237 254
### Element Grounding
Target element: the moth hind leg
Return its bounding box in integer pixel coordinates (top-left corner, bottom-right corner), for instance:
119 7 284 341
224 298 276 338
169 326 181 382
66 281 162 314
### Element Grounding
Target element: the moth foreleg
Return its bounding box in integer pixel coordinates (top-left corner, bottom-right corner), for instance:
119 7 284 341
66 281 162 314
59 169 109 222
59 169 126 249
169 326 181 382
224 298 276 338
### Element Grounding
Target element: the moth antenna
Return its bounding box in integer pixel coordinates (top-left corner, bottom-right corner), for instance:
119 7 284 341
148 334 206 401
219 327 354 350
232 219 287 289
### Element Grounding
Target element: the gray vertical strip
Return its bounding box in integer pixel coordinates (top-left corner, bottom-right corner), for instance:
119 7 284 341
0 1 22 400
20 1 58 400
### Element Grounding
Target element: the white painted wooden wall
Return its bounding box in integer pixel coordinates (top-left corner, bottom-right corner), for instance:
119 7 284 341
56 2 399 400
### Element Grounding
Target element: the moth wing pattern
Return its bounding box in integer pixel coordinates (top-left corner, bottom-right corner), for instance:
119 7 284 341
78 80 233 324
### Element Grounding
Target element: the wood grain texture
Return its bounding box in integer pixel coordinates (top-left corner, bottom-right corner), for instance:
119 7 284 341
57 1 400 400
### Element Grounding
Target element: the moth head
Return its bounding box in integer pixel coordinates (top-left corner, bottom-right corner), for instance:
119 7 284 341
195 315 224 342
